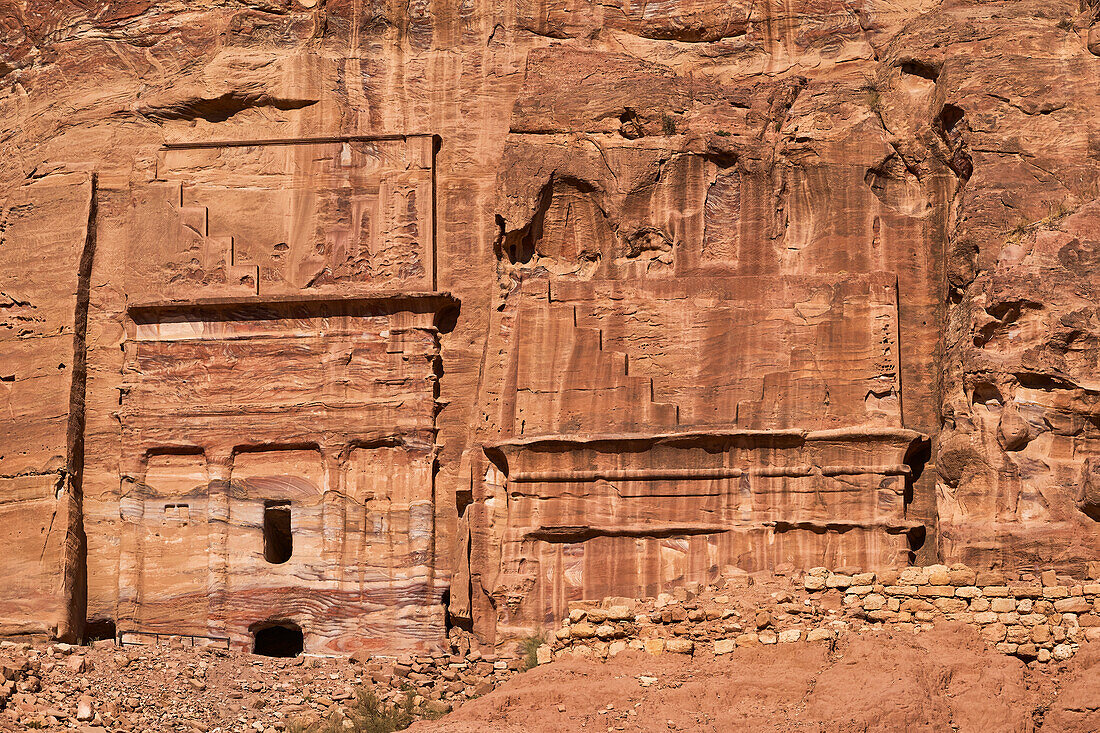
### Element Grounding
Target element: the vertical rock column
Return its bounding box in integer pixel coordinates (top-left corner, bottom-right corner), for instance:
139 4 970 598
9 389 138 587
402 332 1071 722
0 170 95 640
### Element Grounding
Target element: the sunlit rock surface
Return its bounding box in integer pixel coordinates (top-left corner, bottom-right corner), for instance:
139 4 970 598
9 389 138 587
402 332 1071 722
0 0 1097 652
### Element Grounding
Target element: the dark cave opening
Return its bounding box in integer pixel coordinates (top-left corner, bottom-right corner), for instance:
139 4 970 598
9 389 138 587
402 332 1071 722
252 622 304 658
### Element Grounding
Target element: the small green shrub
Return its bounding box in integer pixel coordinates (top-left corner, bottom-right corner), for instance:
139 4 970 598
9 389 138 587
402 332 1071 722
715 130 731 137
291 687 424 733
661 113 677 136
519 631 548 670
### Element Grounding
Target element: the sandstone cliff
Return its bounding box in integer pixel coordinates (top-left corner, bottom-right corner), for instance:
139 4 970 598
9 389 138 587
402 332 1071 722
0 0 1098 654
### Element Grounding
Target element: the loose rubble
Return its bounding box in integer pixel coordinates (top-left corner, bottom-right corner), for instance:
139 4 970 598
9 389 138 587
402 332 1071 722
0 632 526 732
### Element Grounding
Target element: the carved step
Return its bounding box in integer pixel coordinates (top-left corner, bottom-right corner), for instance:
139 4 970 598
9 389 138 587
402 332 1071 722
179 205 208 237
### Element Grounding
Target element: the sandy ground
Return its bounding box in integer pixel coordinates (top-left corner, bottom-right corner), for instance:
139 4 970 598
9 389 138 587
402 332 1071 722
413 624 1100 733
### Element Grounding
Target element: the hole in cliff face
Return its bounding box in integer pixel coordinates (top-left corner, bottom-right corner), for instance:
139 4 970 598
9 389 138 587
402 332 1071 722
938 104 964 133
899 60 939 82
139 92 318 123
907 526 927 565
497 182 550 265
971 382 1003 408
263 501 293 564
83 619 116 644
252 622 304 657
934 104 972 181
619 108 644 139
436 304 460 334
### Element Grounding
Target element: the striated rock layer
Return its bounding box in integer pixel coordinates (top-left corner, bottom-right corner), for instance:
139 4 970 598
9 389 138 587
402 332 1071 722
0 0 1098 653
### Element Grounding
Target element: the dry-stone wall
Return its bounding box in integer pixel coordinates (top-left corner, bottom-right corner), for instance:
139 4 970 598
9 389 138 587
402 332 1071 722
543 564 1100 666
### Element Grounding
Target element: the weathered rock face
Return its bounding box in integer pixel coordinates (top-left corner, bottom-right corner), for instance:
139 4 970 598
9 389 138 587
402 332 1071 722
0 0 1098 652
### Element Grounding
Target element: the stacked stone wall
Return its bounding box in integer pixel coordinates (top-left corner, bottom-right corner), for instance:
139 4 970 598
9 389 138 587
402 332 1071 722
542 564 1100 666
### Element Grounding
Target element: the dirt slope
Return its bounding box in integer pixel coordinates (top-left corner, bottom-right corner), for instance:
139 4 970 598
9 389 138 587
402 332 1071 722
414 625 1100 733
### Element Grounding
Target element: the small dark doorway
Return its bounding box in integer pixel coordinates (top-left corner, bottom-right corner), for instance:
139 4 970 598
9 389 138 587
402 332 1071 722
252 622 304 657
84 619 116 644
263 500 292 564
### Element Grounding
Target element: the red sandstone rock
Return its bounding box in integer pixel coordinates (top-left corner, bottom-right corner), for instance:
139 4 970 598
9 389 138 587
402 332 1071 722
0 0 1098 664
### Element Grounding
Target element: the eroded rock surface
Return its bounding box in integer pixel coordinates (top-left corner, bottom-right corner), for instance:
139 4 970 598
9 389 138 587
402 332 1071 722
0 0 1098 655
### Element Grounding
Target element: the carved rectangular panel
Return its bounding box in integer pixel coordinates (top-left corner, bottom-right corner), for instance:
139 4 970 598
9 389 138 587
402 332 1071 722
487 428 924 626
124 453 213 633
126 136 437 301
111 295 450 653
504 273 901 436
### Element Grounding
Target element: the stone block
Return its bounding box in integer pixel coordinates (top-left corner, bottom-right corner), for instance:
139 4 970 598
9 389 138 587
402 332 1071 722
1079 613 1100 627
713 639 735 655
1043 587 1069 600
1054 597 1090 613
804 576 826 591
1052 644 1075 661
571 622 596 639
805 629 834 642
917 585 955 597
948 568 976 586
778 629 801 643
1016 644 1038 659
933 598 967 613
954 586 982 598
606 605 634 621
884 585 918 596
982 623 1007 642
898 568 928 586
877 570 900 586
1012 583 1043 598
926 565 950 585
862 594 887 611
900 599 934 613
595 624 617 640
990 598 1017 613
